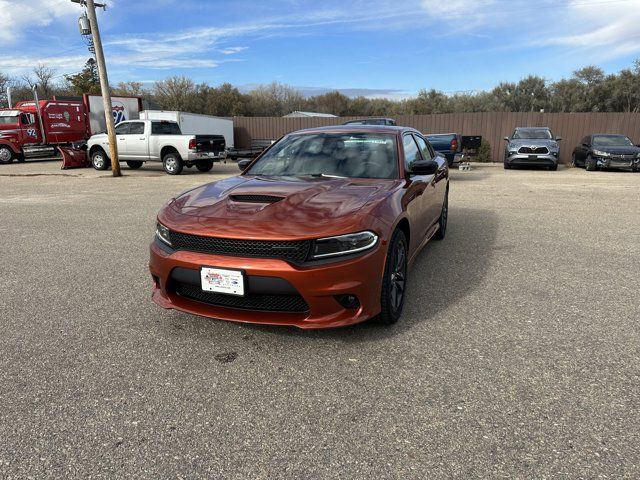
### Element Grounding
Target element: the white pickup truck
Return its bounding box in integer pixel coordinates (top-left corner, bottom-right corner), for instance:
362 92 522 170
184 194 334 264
86 119 226 175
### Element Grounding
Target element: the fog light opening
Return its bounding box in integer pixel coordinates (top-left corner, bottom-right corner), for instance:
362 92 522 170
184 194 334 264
335 294 360 309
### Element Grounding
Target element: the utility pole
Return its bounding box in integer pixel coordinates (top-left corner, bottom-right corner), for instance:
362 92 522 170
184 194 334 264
72 0 121 176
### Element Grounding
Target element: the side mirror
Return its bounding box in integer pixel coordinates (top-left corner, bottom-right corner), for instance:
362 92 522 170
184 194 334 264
556 137 562 142
238 159 251 171
410 159 438 175
503 137 510 142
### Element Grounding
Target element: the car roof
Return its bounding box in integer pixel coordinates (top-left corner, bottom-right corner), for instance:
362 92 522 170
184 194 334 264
288 124 413 135
514 126 551 130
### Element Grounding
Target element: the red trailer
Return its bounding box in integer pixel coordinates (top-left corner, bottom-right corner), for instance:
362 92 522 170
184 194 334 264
0 92 142 164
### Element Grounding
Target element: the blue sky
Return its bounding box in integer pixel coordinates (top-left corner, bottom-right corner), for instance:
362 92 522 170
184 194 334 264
1 0 639 98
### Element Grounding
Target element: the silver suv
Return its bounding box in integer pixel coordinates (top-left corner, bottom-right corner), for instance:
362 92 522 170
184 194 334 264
503 127 561 171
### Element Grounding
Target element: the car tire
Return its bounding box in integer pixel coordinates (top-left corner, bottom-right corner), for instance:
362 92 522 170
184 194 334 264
0 145 15 164
196 160 214 172
585 155 597 172
126 161 143 169
504 161 511 169
163 152 183 175
571 154 577 167
549 164 558 171
91 149 109 170
434 189 448 241
377 229 408 325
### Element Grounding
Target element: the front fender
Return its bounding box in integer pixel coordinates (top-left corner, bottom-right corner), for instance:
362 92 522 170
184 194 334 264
0 139 22 154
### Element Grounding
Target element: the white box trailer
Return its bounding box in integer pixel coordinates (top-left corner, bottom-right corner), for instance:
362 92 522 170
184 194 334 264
139 110 234 149
85 94 143 135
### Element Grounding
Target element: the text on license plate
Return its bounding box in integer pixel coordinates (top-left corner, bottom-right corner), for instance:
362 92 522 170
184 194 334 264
200 267 244 296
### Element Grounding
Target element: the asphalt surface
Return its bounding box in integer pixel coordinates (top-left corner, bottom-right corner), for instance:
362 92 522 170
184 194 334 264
0 160 639 479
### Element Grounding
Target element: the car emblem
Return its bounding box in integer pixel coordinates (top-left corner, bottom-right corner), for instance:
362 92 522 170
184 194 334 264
210 140 214 145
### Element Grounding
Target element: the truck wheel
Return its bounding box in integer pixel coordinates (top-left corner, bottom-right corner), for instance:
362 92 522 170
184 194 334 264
196 160 214 172
163 152 183 175
0 146 15 164
126 161 143 169
91 150 109 170
585 155 597 172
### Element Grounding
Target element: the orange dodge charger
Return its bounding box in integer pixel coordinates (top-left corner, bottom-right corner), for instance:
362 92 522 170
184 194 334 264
149 125 449 329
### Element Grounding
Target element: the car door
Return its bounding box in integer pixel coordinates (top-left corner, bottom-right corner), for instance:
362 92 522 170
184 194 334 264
114 122 130 157
413 134 443 227
402 133 429 251
124 121 148 160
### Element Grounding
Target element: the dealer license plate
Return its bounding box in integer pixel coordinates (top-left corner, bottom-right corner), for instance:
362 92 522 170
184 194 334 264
200 267 244 296
528 155 538 161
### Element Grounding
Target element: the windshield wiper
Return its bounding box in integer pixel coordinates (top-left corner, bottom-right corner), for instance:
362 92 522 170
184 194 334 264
306 173 347 179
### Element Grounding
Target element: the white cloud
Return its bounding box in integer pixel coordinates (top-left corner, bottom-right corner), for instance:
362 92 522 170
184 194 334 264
420 0 496 18
221 46 248 55
0 0 76 43
536 0 640 60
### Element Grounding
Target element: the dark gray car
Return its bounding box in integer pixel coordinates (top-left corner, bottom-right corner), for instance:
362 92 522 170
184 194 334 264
503 127 561 170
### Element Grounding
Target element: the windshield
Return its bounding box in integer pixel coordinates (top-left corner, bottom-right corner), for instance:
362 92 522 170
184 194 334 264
247 132 399 179
0 116 19 124
593 135 634 147
512 129 553 140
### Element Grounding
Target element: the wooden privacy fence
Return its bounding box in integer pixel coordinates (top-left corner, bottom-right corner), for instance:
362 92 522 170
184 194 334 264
232 112 640 164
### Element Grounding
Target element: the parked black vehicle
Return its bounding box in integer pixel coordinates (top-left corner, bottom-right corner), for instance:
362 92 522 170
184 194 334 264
503 127 561 170
425 133 461 167
343 118 397 126
572 134 640 172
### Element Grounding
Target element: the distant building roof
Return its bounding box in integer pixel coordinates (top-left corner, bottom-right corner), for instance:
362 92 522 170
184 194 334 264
283 111 338 118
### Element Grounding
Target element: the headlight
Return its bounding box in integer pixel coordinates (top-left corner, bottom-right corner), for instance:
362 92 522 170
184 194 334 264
310 231 378 259
156 222 172 246
592 150 610 157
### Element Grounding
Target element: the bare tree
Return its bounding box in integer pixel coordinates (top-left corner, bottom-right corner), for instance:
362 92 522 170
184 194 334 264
22 64 57 98
113 81 144 96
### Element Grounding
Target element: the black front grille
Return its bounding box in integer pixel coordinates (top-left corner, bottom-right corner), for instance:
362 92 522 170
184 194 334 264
174 282 309 313
518 146 549 154
229 194 284 204
170 231 311 263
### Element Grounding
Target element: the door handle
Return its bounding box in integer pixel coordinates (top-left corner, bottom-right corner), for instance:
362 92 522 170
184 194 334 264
119 137 125 140
139 137 146 140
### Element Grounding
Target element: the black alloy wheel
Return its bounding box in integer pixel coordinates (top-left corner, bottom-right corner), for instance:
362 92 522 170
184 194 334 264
434 189 448 240
378 229 408 325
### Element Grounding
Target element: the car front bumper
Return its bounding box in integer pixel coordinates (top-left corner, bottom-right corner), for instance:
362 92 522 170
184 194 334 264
506 153 558 167
594 156 639 169
149 239 388 329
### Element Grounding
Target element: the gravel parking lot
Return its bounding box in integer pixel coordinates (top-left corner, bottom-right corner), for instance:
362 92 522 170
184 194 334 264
1 160 638 479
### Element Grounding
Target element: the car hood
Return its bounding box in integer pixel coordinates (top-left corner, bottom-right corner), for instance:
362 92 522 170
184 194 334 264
509 139 559 149
162 175 399 240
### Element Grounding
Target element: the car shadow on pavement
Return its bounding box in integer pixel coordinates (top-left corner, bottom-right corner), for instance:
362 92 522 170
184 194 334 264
231 207 499 342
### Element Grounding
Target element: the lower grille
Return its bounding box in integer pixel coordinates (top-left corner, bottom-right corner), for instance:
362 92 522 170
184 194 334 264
518 146 549 154
174 282 309 313
169 231 311 263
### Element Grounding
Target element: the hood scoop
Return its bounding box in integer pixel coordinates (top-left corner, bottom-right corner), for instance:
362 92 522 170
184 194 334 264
229 194 284 204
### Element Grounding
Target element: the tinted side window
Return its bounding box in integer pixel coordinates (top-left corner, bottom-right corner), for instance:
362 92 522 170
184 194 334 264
413 135 434 161
151 122 182 135
128 122 145 135
403 134 423 170
114 123 130 135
